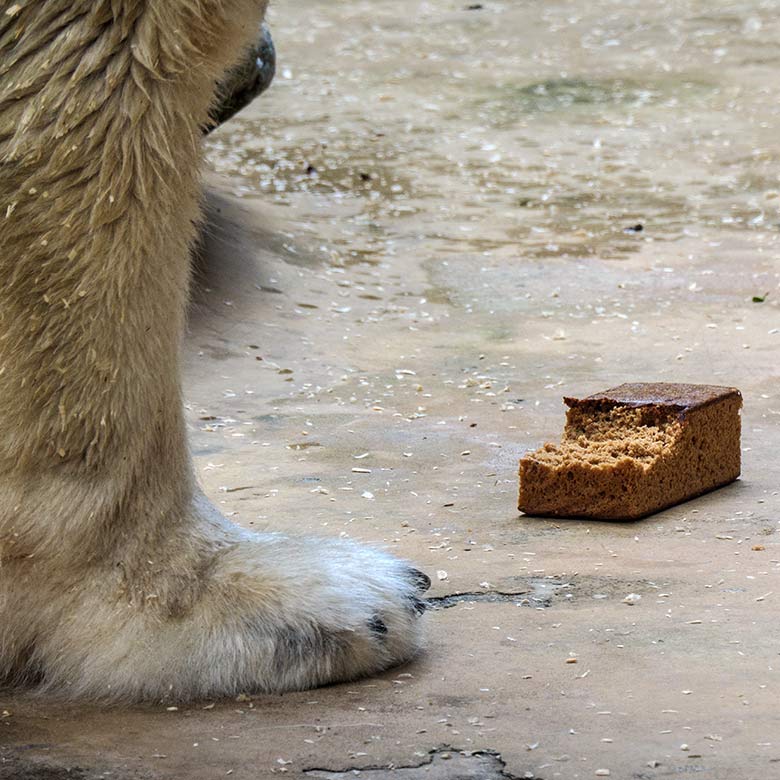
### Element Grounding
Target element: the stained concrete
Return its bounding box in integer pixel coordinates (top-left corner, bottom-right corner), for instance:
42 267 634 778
4 1 780 778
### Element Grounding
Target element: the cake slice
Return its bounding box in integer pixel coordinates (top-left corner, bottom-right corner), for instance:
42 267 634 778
518 383 742 520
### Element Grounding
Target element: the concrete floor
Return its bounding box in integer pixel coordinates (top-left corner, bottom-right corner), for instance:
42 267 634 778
4 1 780 778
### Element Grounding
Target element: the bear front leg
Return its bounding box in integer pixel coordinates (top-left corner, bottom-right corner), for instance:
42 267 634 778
0 1 428 701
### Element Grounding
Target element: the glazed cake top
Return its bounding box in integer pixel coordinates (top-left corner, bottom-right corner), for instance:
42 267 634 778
564 383 742 412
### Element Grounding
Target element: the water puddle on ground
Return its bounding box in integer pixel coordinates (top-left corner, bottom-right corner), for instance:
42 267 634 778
207 0 780 303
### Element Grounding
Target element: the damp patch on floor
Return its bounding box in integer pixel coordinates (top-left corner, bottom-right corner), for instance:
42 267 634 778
304 748 534 780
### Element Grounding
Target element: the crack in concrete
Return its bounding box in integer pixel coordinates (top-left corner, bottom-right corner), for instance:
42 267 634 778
429 577 567 609
429 573 672 610
428 590 554 609
303 747 538 779
0 750 157 780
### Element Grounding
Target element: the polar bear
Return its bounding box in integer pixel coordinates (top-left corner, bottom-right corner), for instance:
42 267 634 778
0 1 428 701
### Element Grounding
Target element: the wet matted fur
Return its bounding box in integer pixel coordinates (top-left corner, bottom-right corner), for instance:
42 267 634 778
0 0 428 701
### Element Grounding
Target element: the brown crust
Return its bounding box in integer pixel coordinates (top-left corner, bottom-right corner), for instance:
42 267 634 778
564 382 742 415
521 474 740 522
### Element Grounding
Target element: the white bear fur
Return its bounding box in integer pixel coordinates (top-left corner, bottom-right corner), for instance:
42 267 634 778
0 0 426 702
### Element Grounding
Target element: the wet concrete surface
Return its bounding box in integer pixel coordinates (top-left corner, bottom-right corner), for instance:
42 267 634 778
4 0 780 778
